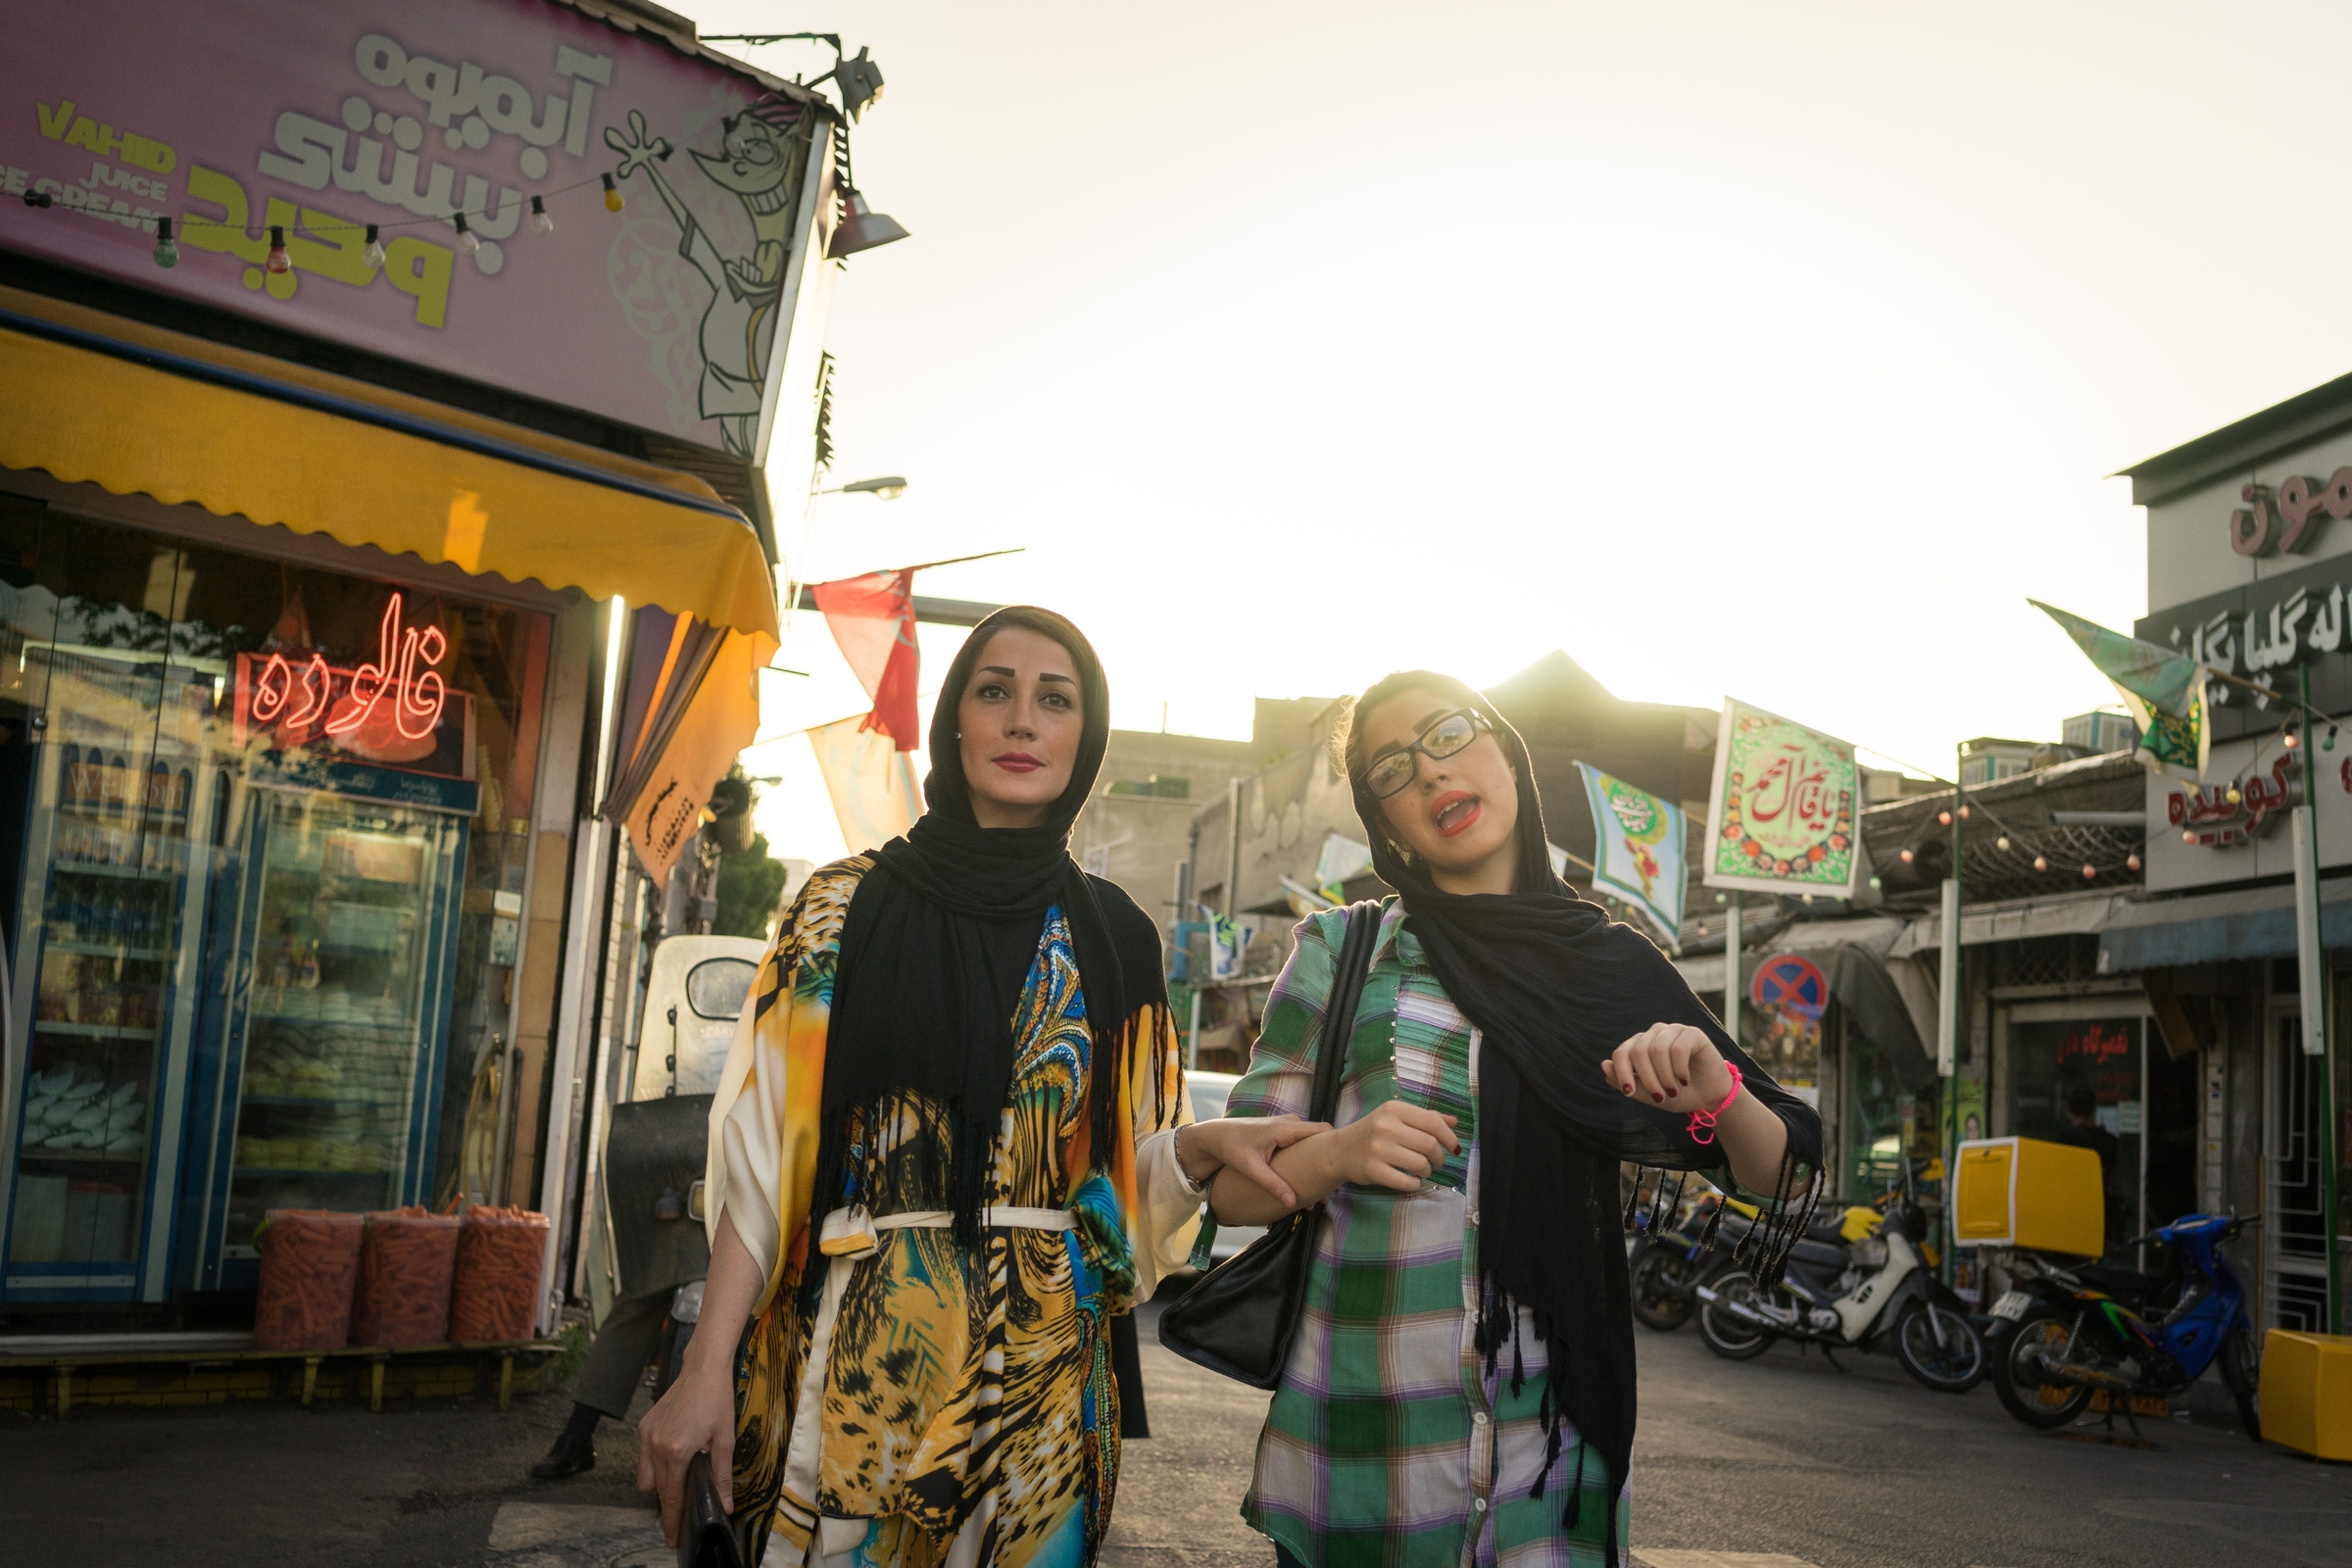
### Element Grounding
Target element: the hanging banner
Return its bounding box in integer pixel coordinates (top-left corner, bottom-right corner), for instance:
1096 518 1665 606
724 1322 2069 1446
810 568 919 750
1313 832 1374 905
1576 761 1686 943
807 711 919 852
1704 699 1860 897
614 628 766 888
2031 600 2209 780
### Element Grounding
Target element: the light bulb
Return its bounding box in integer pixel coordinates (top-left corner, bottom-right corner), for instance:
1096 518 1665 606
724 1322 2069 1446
1958 805 1971 820
265 225 292 274
1938 809 1952 826
529 194 553 235
1996 836 2011 852
2033 855 2049 872
1899 847 1916 863
2126 854 2142 871
2328 728 2340 753
1867 874 1883 891
2082 863 2096 880
454 212 479 255
152 218 177 269
2227 786 2242 805
2285 731 2301 750
603 172 624 212
2182 829 2197 845
363 224 385 269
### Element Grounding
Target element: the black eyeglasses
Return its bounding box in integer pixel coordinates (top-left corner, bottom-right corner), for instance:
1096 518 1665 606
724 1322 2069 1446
1360 708 1490 799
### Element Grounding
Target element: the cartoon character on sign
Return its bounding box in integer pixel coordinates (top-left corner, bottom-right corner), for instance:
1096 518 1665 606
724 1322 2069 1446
606 100 808 457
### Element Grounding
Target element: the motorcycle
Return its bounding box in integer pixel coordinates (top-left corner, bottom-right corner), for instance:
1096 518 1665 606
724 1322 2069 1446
1984 1211 2262 1440
1629 1181 1740 1333
1696 1175 1987 1393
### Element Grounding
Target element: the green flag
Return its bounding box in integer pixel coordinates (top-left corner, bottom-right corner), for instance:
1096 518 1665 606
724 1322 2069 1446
2030 600 2210 779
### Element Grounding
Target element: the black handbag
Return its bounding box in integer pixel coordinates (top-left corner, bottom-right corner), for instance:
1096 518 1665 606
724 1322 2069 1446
1156 900 1381 1388
679 1450 745 1568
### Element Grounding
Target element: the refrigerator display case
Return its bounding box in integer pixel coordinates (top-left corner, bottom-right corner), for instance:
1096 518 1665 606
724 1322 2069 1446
180 764 471 1291
3 656 219 1302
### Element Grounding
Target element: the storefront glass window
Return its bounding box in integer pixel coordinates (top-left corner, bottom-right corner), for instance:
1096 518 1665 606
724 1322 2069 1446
1840 1024 1935 1199
2006 1016 2142 1250
0 498 549 1301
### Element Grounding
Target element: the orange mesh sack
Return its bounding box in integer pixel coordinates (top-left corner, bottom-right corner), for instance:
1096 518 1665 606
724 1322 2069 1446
349 1205 462 1348
448 1204 551 1343
253 1208 364 1351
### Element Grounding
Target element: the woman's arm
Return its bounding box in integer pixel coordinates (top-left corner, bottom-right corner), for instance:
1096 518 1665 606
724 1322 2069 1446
635 1209 760 1543
1203 1102 1460 1226
1603 1023 1790 1194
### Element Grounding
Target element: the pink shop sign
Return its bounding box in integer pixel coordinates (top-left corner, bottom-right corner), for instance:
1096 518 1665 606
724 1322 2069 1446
2 0 828 457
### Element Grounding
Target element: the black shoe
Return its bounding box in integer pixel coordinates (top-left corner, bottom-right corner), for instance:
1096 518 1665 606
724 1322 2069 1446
531 1443 596 1480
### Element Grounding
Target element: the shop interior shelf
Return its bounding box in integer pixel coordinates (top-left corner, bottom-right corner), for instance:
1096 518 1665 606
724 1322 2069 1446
231 1166 390 1179
51 862 176 884
16 1146 147 1164
42 941 171 961
30 1021 158 1040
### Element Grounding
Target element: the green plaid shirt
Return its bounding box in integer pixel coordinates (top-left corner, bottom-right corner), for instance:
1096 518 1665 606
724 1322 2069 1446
1219 902 1626 1568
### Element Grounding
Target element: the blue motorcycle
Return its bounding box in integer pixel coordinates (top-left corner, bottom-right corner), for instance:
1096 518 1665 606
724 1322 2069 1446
1984 1212 2262 1440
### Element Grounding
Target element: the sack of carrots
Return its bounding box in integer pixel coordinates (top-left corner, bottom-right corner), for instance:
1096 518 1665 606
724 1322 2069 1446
254 1208 365 1351
448 1204 550 1343
350 1205 462 1348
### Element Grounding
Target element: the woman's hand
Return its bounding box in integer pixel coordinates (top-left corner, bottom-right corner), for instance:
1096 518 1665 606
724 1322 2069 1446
1330 1100 1459 1193
636 1354 735 1546
1178 1114 1330 1208
1602 1023 1735 1113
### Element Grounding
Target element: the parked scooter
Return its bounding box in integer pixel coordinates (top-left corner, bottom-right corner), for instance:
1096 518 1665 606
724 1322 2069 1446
1696 1170 1986 1393
1629 1181 1741 1333
1984 1211 2262 1439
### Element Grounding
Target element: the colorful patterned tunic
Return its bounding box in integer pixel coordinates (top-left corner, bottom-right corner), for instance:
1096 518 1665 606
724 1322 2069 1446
707 856 1198 1568
1218 902 1627 1568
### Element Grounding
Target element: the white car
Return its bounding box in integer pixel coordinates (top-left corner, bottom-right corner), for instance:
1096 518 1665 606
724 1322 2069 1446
1186 1070 1269 1262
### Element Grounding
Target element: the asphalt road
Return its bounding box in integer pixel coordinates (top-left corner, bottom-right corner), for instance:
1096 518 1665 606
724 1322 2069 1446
6 1300 2346 1566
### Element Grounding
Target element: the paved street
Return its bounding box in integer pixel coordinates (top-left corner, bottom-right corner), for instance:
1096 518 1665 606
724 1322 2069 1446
6 1298 2348 1566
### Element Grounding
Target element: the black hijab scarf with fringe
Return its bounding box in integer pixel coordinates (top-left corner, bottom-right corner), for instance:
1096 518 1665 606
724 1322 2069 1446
811 607 1163 1258
1347 674 1824 1566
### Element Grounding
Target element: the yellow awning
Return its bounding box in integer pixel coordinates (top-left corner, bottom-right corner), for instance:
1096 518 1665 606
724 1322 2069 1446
0 288 777 641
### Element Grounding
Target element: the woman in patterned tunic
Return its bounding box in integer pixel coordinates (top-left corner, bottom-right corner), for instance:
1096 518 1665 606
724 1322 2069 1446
1204 672 1823 1568
637 607 1324 1566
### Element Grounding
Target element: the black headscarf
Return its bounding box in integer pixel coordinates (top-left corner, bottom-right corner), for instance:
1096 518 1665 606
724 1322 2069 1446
1344 673 1823 1566
814 607 1161 1254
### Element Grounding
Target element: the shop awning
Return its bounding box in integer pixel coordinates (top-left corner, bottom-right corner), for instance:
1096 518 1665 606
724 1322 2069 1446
2097 879 2352 972
0 292 778 641
1886 890 2124 958
1828 946 1940 1095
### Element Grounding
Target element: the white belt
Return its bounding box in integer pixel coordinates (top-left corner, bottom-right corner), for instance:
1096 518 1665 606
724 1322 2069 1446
817 1203 1075 1259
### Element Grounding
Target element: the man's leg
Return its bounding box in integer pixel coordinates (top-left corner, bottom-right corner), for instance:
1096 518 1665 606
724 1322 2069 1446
532 1287 677 1479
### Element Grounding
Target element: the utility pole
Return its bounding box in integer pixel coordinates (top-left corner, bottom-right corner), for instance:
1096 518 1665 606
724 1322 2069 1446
1723 893 1741 1044
1939 745 1966 1275
2294 667 2341 1332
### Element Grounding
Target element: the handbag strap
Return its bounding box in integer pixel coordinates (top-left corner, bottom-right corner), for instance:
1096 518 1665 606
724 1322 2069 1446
1305 901 1382 1127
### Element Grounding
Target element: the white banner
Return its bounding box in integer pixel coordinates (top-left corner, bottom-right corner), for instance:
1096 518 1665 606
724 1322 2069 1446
807 713 920 852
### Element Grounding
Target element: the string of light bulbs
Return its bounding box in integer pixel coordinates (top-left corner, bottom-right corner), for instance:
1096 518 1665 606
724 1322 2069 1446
20 158 650 273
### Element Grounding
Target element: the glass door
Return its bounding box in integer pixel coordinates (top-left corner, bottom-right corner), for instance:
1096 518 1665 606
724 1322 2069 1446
208 787 465 1272
3 663 204 1301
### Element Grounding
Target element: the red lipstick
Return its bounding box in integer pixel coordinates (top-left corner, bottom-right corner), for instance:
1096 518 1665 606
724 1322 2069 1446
1431 790 1481 838
993 752 1045 773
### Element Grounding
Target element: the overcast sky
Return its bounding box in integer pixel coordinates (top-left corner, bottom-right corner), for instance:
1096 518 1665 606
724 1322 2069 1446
713 1 2352 863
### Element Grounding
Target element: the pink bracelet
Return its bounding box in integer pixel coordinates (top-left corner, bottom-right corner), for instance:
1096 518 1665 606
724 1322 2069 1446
1686 1064 1742 1145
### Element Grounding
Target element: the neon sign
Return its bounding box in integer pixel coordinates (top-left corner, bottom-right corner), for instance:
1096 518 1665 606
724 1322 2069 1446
234 591 469 773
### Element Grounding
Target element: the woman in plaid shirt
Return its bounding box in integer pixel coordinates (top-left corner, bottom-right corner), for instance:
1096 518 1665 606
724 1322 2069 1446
1174 672 1822 1568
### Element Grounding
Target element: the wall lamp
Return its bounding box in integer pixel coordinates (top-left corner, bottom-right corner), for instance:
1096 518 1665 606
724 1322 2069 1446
816 476 908 499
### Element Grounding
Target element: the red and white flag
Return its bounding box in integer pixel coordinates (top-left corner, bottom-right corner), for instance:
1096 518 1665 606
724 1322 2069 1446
810 568 920 751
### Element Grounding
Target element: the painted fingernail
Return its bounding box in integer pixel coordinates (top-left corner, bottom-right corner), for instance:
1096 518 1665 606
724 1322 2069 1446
1651 1092 1664 1102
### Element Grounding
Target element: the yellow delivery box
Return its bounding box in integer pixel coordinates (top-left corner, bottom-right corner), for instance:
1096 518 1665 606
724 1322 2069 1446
1953 1137 2104 1256
2258 1329 2352 1459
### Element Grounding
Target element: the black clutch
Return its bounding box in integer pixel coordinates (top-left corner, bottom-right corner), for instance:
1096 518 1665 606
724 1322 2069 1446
679 1450 745 1568
1156 901 1380 1388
